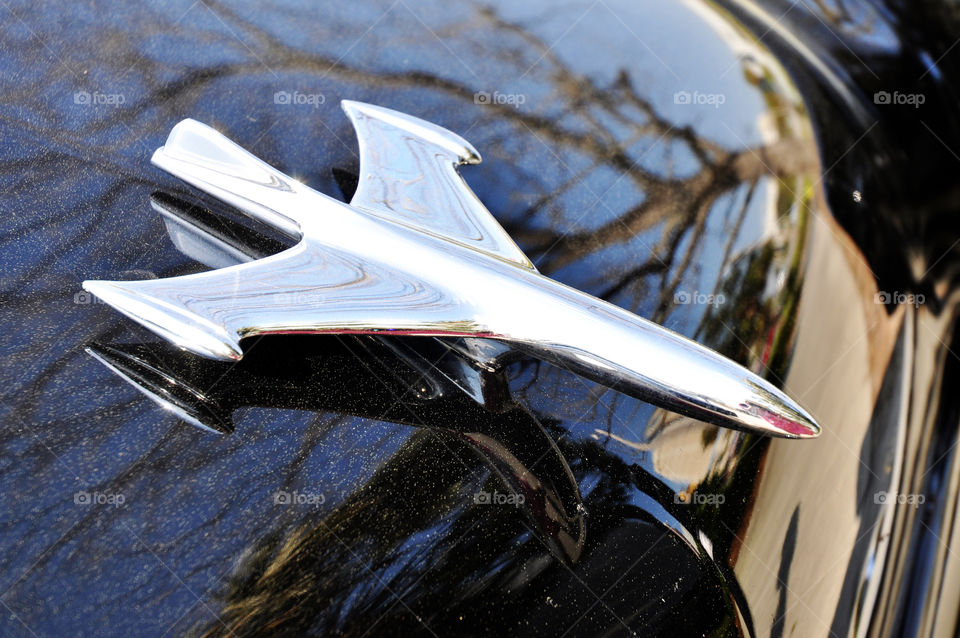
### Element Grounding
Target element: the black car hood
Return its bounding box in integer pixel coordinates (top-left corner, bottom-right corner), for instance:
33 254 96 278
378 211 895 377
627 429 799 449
2 1 957 636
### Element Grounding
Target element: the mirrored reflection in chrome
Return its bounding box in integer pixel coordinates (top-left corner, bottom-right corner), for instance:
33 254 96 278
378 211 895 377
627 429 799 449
86 336 586 563
86 335 751 637
84 187 754 634
83 104 821 439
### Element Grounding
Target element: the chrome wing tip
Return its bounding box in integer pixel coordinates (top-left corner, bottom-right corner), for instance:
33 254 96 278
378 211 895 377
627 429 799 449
81 279 243 362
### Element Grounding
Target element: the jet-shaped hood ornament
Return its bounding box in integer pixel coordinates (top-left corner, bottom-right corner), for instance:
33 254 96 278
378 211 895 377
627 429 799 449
83 100 821 439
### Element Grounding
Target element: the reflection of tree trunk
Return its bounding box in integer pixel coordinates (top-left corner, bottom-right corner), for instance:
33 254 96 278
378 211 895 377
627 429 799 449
198 430 486 637
196 431 659 638
519 135 816 272
197 425 589 638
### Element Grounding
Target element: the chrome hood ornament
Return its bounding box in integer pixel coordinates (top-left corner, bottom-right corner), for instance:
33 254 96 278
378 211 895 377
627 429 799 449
83 100 820 439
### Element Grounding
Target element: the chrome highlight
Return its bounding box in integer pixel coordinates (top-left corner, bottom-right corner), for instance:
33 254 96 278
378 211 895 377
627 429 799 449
83 101 821 439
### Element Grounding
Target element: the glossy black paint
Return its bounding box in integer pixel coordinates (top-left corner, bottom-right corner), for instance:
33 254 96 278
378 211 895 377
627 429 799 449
721 0 960 299
0 1 957 636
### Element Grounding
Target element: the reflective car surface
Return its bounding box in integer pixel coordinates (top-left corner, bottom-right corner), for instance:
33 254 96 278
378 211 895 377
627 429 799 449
1 0 959 636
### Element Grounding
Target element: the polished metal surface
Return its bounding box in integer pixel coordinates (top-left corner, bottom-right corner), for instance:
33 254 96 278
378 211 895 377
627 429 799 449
83 101 820 439
8 0 957 635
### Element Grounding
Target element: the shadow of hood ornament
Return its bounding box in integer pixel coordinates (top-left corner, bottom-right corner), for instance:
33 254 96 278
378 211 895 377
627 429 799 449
83 100 821 439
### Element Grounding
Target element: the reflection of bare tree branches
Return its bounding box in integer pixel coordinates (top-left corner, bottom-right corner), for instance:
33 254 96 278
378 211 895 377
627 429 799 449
195 431 495 637
7 0 816 284
0 1 823 634
0 2 820 339
194 430 739 637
